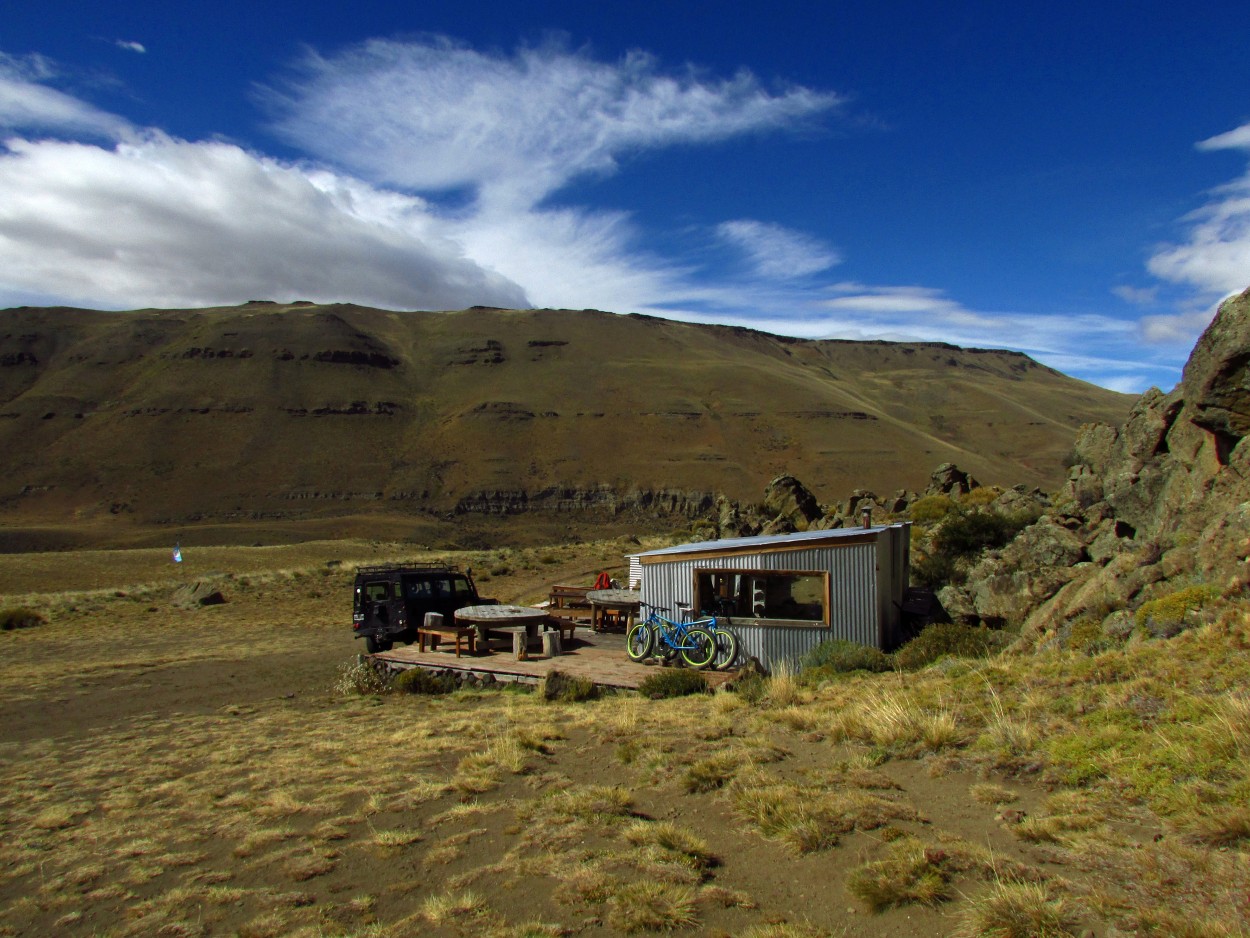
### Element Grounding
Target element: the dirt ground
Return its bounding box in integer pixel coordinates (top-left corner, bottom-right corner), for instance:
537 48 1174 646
0 539 1161 937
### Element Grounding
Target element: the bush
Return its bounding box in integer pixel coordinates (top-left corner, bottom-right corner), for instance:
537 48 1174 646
935 510 1027 559
912 508 1035 589
1134 584 1221 638
801 639 892 674
0 606 46 631
910 551 959 590
334 659 392 695
637 669 711 699
908 495 956 525
392 667 456 695
540 669 599 702
893 623 1004 671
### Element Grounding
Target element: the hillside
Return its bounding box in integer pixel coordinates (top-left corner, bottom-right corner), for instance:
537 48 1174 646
0 302 1130 546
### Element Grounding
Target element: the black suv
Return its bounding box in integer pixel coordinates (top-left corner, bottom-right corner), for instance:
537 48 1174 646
352 563 484 653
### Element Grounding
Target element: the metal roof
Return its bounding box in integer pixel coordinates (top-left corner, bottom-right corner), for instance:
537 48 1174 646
634 525 892 560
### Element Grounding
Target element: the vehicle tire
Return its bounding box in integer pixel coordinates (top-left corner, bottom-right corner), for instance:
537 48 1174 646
626 622 654 661
365 634 393 654
712 626 739 670
679 627 718 670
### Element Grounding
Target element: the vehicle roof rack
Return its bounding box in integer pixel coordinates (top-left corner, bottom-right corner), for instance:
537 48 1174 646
353 561 464 577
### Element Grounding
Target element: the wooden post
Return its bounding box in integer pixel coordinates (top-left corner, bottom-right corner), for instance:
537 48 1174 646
512 630 528 660
542 631 561 657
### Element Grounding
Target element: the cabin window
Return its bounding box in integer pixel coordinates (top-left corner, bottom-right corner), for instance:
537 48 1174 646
694 569 828 625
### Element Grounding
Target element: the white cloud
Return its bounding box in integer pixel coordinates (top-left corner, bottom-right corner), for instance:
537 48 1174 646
266 37 842 209
1197 124 1250 152
0 53 131 139
115 40 147 54
1112 284 1157 305
716 220 840 279
1147 120 1250 299
0 135 528 310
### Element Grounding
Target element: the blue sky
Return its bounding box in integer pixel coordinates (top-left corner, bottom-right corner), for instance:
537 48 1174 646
2 2 1249 392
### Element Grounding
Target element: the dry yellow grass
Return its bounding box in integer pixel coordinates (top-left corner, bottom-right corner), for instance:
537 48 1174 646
2 540 1249 937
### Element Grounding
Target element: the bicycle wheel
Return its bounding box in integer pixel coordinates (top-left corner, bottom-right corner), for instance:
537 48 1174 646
679 627 717 670
625 622 654 661
712 625 739 670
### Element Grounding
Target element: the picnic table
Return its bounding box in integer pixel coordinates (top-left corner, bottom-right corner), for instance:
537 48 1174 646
455 604 549 652
585 589 641 633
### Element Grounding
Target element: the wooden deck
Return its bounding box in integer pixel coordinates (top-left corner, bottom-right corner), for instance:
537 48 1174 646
369 630 733 690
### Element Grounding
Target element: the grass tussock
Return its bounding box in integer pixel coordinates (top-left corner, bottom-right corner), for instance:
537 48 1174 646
952 880 1081 938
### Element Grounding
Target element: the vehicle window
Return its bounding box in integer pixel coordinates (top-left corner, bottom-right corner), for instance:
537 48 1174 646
404 577 433 599
364 581 390 603
451 576 475 600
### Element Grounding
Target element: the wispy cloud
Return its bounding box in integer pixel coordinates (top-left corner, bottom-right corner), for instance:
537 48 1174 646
114 40 146 54
0 53 131 139
716 220 840 279
265 36 843 209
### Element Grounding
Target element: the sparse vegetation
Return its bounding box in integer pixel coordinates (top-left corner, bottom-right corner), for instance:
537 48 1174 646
3 537 1250 937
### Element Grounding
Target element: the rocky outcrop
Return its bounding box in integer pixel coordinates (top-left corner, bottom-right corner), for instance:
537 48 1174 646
942 286 1250 646
452 485 717 519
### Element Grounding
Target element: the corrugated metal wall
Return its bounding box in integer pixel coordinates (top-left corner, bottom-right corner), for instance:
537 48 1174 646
639 540 885 669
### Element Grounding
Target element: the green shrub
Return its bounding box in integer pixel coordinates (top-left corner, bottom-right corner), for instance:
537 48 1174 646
637 669 711 699
0 606 46 631
910 551 959 590
801 639 892 674
1134 584 1220 638
540 669 599 702
894 623 1004 671
392 667 456 695
908 494 956 525
728 672 768 703
934 510 1028 559
912 508 1035 589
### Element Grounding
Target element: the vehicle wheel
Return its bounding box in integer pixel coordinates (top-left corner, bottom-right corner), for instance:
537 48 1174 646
365 635 393 654
679 627 717 670
712 626 739 670
626 622 654 661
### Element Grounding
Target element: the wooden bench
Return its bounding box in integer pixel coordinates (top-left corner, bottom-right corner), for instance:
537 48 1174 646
543 611 579 643
416 625 477 657
548 585 594 625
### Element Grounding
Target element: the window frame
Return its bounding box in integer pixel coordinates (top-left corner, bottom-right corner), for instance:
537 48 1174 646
692 567 830 628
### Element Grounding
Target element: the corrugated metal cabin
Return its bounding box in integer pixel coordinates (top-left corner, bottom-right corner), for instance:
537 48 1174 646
633 524 911 670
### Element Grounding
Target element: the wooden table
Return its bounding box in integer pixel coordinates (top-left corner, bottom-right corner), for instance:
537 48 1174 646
585 589 641 633
455 604 549 651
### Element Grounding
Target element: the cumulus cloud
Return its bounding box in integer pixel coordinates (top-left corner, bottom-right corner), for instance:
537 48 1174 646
265 37 842 209
716 220 840 279
0 53 131 138
0 135 528 310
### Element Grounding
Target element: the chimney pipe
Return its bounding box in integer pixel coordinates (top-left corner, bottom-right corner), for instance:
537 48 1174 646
861 507 872 529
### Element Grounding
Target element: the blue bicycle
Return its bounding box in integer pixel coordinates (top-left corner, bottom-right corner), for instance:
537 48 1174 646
627 602 725 670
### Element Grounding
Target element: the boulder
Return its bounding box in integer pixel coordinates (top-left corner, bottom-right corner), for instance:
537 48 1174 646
762 474 822 528
927 463 979 496
172 581 227 607
1181 284 1250 447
